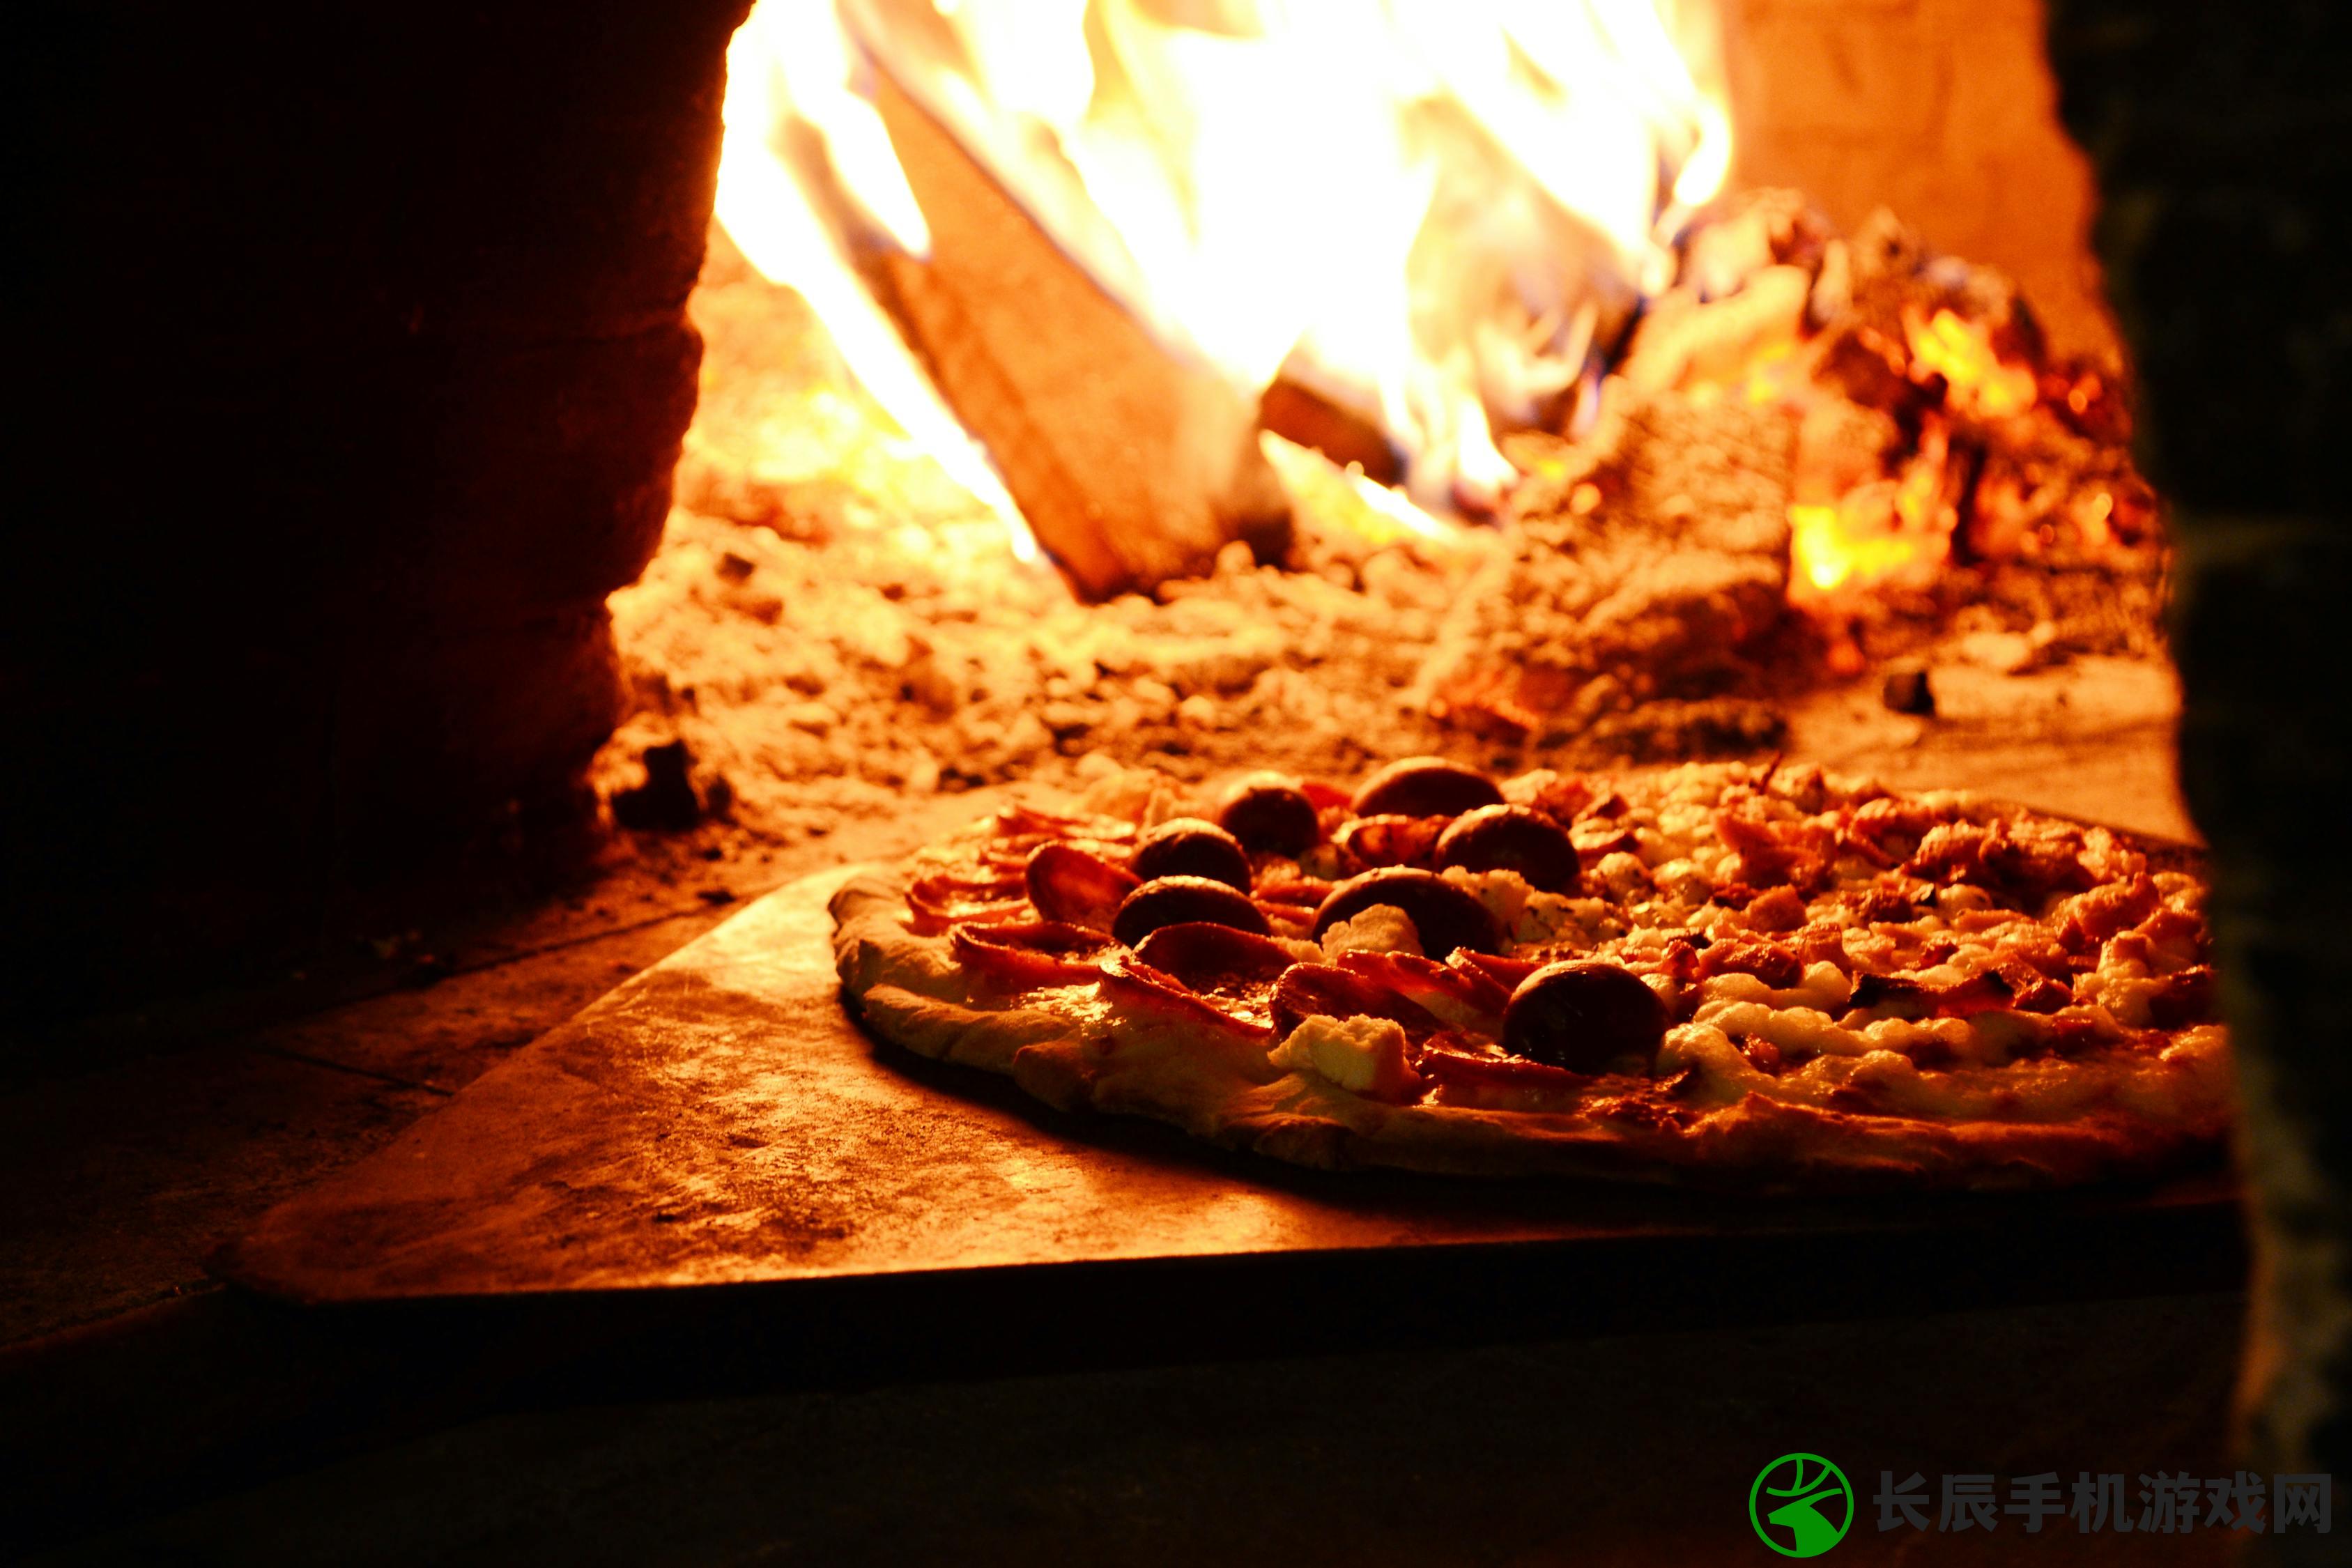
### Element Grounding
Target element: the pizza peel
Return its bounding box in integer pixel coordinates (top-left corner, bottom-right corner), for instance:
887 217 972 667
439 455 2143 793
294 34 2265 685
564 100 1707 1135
215 863 2245 1374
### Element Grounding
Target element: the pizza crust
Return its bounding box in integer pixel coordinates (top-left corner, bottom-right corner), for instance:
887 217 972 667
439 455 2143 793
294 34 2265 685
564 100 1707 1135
831 873 2220 1192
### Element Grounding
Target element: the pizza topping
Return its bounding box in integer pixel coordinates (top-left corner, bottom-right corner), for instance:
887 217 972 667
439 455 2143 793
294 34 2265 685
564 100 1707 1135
1269 1013 1422 1102
2144 967 2217 1028
1131 817 1254 891
2056 873 2160 951
1130 921 1300 991
1270 963 1440 1040
1336 813 1447 870
1741 884 1809 933
1348 755 1506 819
1319 903 1424 958
1416 1036 1595 1102
1451 949 1542 989
1339 950 1513 1033
1312 866 1505 959
1112 875 1275 947
1098 952 1274 1040
1907 819 2098 904
997 801 1136 843
1569 816 1643 860
1434 804 1583 893
1024 842 1142 932
1215 774 1323 855
1694 935 1805 989
1500 960 1670 1073
948 921 1119 990
1848 968 2054 1020
886 758 2231 1162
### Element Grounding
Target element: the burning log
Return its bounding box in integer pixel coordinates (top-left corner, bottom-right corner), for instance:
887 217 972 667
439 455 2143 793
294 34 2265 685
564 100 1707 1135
863 72 1290 600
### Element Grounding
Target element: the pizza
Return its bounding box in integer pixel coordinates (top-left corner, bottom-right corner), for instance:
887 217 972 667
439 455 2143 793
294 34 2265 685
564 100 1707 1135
829 755 2231 1190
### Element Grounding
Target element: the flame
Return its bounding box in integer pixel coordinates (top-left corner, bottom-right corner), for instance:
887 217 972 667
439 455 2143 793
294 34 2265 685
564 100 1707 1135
1903 306 2037 421
716 0 1730 541
714 1 1040 562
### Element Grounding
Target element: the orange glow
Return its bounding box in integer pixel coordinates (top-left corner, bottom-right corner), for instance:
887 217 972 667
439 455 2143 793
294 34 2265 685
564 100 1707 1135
1790 421 1956 604
1903 306 2038 420
1686 332 1808 410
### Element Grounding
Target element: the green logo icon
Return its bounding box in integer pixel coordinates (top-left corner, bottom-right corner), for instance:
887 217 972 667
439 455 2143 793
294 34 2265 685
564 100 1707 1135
1749 1453 1854 1558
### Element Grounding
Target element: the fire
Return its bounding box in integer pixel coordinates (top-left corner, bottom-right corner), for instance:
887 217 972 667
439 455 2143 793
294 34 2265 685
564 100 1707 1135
715 0 1730 537
1903 305 2038 421
1790 418 1958 604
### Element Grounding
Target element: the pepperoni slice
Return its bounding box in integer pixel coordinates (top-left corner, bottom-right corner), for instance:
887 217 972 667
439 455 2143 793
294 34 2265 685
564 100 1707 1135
1415 1037 1593 1096
1098 953 1272 1040
996 802 1135 842
1024 842 1141 932
948 922 1118 990
1337 950 1512 1031
1448 951 1541 990
907 872 1031 933
1132 922 1298 990
1269 962 1441 1039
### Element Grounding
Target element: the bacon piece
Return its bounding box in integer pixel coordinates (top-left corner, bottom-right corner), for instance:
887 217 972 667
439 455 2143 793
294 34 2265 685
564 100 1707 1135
1909 819 2097 905
1792 923 1850 970
1991 960 2072 1014
1713 808 1832 891
1843 796 1956 862
2057 874 2160 952
1527 773 1596 823
1338 950 1512 1029
1850 884 1928 925
2135 907 2210 968
949 922 1117 990
1270 962 1441 1039
997 802 1134 842
1336 813 1446 870
1905 822 1986 885
1132 922 1296 990
1415 1036 1592 1096
1743 885 1808 933
1736 1035 1790 1075
1024 842 1141 932
1098 953 1272 1040
1449 950 1541 990
1694 935 1804 990
2146 965 2218 1028
907 872 1031 933
1849 966 2063 1019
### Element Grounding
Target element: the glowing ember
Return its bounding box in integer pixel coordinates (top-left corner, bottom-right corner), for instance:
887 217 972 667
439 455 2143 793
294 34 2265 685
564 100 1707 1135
1903 305 2038 420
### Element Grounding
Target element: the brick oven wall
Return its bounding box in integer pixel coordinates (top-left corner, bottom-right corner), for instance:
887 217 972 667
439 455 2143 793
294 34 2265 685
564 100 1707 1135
1719 0 2118 360
9 2 750 1007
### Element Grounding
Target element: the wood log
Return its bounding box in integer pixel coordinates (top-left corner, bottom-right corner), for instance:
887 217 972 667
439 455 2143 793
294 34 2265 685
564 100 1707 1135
865 72 1290 599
